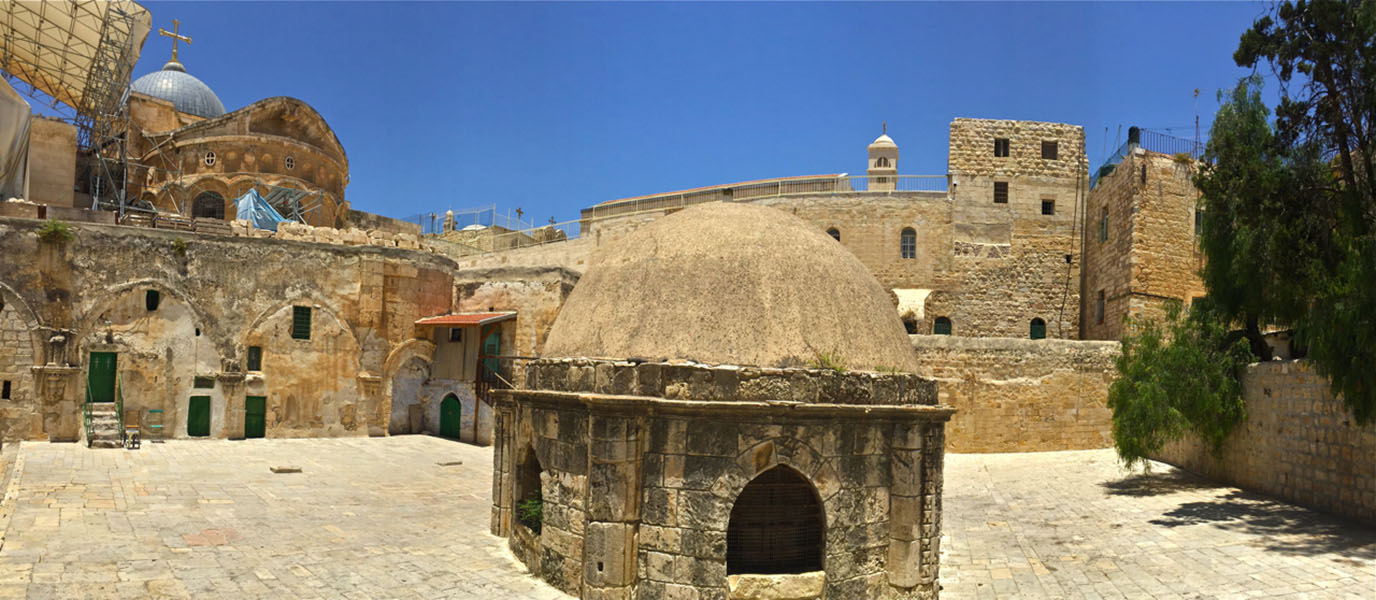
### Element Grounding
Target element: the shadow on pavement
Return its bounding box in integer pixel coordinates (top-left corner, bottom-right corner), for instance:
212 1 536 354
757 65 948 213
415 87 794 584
1099 469 1223 497
1149 489 1376 559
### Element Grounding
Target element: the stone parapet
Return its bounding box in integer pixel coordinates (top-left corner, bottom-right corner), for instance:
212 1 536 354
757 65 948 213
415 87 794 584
523 358 938 407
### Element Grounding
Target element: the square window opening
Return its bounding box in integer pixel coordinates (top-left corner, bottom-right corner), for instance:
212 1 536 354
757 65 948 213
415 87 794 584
993 182 1009 204
145 289 160 311
1042 141 1059 160
993 138 1010 158
246 346 262 372
449 327 464 343
193 376 215 389
1041 199 1055 215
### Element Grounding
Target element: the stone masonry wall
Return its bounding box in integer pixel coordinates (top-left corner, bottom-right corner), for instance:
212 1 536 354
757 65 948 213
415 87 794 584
1152 360 1376 525
1082 150 1205 340
910 335 1119 453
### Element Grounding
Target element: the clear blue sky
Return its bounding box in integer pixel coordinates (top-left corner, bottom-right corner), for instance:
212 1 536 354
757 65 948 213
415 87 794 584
132 1 1273 225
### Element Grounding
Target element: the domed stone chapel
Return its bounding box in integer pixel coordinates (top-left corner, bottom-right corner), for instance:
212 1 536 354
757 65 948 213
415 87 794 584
490 203 954 600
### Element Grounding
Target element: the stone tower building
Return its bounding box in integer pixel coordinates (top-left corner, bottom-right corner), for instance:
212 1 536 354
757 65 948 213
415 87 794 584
491 203 953 600
867 128 899 191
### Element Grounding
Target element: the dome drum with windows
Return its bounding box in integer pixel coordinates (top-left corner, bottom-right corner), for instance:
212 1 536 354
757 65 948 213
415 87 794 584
489 203 954 599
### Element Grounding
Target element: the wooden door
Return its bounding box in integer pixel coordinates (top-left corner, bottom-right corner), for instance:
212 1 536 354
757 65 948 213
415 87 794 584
187 396 211 437
244 396 266 439
482 331 501 383
88 352 117 402
439 394 462 439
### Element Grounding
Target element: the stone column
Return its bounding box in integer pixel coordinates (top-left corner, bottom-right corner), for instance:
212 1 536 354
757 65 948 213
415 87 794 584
219 364 246 440
491 400 517 537
582 413 640 600
356 373 383 436
887 421 925 590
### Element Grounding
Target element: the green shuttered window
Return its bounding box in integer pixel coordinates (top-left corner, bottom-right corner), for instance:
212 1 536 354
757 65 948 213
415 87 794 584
291 306 312 340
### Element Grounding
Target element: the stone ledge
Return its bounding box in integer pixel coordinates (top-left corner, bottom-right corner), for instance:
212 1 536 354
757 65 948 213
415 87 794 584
523 358 938 406
494 389 955 422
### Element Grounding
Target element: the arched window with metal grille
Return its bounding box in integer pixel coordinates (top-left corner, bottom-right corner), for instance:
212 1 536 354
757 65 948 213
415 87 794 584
192 192 225 220
900 227 916 259
726 465 825 575
933 317 952 336
1030 318 1046 340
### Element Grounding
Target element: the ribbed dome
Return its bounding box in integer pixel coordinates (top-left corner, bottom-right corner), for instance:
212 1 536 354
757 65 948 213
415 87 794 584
131 60 226 119
543 203 920 372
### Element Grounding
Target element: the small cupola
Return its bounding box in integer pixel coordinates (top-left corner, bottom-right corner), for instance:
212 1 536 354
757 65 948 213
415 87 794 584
867 123 899 191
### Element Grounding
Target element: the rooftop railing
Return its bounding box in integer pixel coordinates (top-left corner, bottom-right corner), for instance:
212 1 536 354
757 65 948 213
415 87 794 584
428 174 948 258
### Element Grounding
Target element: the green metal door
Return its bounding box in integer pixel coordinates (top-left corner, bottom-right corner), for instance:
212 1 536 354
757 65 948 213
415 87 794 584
244 396 266 439
187 396 211 437
88 352 117 402
439 394 462 439
482 331 501 382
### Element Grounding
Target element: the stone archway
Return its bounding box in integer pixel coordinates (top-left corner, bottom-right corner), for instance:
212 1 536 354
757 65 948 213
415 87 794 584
726 464 825 575
0 282 45 442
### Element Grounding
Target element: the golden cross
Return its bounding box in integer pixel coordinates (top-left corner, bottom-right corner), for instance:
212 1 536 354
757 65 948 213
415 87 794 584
158 19 192 62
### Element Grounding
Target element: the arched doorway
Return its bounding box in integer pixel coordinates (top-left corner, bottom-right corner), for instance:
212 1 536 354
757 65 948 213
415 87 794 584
515 448 544 534
726 465 825 575
192 192 225 220
439 394 462 439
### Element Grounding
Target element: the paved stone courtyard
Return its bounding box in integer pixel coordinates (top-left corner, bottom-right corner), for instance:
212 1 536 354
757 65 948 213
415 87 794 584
0 438 1369 599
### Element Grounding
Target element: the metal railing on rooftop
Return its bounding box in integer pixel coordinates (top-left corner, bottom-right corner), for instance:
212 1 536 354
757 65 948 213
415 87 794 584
1092 127 1206 188
424 174 948 258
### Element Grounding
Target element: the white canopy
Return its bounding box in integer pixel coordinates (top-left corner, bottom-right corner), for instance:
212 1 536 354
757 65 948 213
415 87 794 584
0 1 151 114
0 77 31 200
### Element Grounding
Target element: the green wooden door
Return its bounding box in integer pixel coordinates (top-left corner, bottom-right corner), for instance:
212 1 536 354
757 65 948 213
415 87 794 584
88 352 117 402
482 331 501 382
187 396 211 437
244 396 266 439
439 394 462 439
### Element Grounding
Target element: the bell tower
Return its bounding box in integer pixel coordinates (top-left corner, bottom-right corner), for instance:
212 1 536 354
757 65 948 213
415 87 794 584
867 122 899 191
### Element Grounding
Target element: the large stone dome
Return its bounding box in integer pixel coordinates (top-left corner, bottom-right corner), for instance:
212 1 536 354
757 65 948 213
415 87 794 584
131 60 226 119
543 202 919 371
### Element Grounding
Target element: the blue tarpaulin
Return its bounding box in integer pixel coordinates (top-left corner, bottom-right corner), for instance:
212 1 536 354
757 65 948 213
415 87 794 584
234 189 289 231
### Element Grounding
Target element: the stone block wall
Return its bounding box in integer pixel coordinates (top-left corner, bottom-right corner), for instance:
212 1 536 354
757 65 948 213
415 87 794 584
910 335 1119 453
25 117 77 208
1082 150 1205 340
1152 360 1376 525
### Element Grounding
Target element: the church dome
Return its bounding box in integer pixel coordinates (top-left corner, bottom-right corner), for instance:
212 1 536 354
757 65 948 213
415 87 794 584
543 203 919 371
131 60 226 119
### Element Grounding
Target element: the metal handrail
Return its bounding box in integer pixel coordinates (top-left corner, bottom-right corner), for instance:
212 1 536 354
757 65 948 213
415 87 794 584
115 371 124 447
82 380 93 448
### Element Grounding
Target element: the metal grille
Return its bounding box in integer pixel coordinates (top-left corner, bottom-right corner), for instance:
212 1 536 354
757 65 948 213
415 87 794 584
726 466 824 575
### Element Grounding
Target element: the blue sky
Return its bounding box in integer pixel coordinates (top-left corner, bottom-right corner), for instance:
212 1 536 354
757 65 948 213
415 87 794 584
130 1 1274 226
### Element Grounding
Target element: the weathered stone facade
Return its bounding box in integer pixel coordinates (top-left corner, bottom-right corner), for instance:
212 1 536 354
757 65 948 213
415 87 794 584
910 335 1119 453
1081 149 1206 339
1151 360 1376 525
492 360 952 600
0 215 520 444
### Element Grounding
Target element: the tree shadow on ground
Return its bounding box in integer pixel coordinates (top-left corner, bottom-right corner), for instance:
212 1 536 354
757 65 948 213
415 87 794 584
1100 469 1224 497
1150 489 1376 559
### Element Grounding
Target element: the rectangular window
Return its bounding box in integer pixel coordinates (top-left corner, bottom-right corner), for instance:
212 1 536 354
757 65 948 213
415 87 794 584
1042 141 1058 160
193 376 215 389
1098 207 1109 242
1194 210 1204 237
291 306 312 340
1 380 9 400
1041 199 1055 215
145 289 160 311
1097 291 1106 325
449 327 463 343
246 346 262 372
993 138 1010 157
993 182 1009 204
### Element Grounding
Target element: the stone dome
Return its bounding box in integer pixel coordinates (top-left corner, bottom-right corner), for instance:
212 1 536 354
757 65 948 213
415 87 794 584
131 60 227 119
543 203 920 372
870 134 897 148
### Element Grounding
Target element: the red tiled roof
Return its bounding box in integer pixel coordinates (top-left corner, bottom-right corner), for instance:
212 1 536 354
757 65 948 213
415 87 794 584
414 312 516 327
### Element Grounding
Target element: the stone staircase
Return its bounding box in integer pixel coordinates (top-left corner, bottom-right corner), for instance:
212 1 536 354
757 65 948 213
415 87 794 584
87 404 123 449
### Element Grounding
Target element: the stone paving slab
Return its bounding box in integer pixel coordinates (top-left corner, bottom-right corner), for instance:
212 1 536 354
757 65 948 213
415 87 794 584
942 450 1375 599
0 439 1371 599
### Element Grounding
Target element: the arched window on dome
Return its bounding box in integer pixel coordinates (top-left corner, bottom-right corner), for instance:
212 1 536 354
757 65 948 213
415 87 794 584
826 228 840 242
192 192 225 220
933 317 952 336
1030 318 1047 340
727 465 824 575
900 228 916 259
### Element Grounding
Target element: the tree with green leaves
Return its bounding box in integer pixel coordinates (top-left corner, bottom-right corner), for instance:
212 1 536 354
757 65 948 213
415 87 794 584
1225 0 1376 424
1108 301 1254 467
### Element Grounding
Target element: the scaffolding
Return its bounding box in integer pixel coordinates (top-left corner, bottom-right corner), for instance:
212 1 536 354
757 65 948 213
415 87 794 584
0 1 152 215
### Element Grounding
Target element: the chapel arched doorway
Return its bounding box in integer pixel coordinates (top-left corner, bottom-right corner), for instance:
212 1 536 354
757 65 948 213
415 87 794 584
439 394 462 439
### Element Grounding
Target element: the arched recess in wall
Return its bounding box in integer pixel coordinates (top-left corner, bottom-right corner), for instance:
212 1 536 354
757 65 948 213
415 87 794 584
1030 318 1047 340
0 281 45 367
726 465 825 575
381 339 435 436
192 191 226 220
826 227 840 242
238 296 363 435
75 279 210 348
933 317 952 336
514 446 544 534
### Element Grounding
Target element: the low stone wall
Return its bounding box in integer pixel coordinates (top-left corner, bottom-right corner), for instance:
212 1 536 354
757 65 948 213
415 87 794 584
1152 360 1376 525
910 335 1119 453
